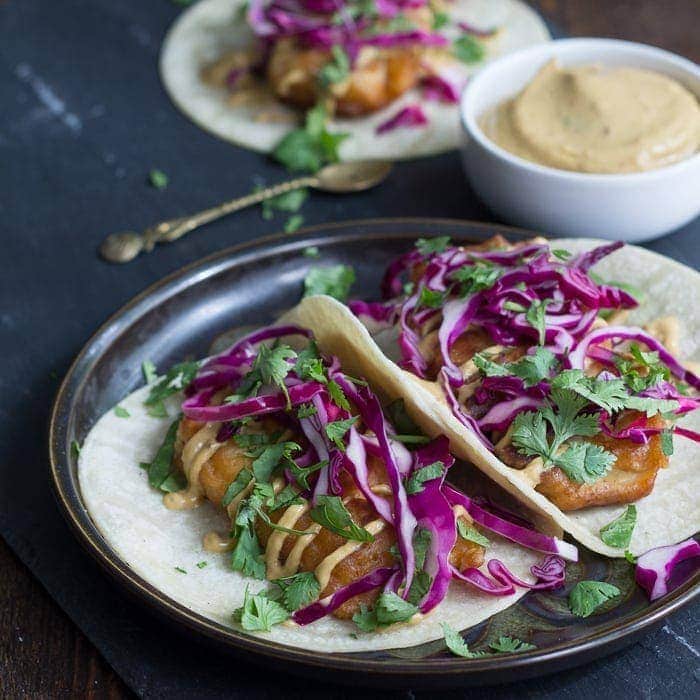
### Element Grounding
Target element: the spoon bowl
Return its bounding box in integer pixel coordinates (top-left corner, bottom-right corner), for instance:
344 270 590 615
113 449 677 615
315 160 393 193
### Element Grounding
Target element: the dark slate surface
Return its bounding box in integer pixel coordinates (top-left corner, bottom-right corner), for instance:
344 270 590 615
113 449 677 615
1 1 698 697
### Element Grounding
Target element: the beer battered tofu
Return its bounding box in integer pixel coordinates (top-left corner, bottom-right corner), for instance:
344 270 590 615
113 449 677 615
266 39 422 117
536 414 668 511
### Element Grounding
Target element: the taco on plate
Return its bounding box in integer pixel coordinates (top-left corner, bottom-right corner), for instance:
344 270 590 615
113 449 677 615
287 237 700 558
159 0 550 160
78 322 576 650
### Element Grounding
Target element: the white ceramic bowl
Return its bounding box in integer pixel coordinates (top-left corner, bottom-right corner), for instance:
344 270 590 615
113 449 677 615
460 38 700 241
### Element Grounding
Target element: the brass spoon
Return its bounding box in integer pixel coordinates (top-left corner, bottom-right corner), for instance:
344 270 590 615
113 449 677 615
100 160 393 263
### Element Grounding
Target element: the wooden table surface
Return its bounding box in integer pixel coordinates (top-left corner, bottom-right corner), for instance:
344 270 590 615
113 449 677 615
1 1 697 696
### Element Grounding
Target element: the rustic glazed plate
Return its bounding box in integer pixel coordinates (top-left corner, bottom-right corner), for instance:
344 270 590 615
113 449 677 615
50 219 699 687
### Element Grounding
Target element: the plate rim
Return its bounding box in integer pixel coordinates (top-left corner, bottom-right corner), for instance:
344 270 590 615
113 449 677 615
49 218 700 683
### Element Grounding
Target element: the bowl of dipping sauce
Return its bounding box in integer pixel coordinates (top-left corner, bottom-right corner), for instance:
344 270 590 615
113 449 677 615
460 38 700 241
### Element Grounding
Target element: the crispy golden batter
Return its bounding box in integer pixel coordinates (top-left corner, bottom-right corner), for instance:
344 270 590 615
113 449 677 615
174 420 486 617
266 39 422 117
536 414 668 510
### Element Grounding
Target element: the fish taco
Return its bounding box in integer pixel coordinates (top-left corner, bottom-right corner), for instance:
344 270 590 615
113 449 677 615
288 237 700 559
159 0 549 161
78 323 575 650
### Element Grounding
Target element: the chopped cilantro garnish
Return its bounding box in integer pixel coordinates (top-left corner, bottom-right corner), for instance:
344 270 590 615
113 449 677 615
270 484 304 511
552 370 629 413
296 403 317 419
441 623 488 658
319 45 350 87
661 430 674 456
405 570 432 607
233 587 289 631
418 287 448 309
327 379 351 411
511 390 615 484
284 214 304 234
599 505 637 548
404 461 445 495
416 236 451 256
144 361 199 417
142 360 157 384
303 264 356 301
260 187 307 222
196 561 208 569
303 246 320 258
71 440 81 459
144 418 182 491
489 636 537 653
230 525 265 580
552 248 572 260
253 441 300 483
503 300 527 313
114 405 130 418
221 468 254 507
174 566 187 574
273 103 348 173
526 298 551 345
457 520 490 547
271 571 320 611
352 592 418 632
149 169 168 190
624 550 637 564
432 10 449 30
474 347 558 388
289 459 327 491
310 495 374 542
451 261 501 296
569 580 620 617
324 416 358 450
453 35 485 64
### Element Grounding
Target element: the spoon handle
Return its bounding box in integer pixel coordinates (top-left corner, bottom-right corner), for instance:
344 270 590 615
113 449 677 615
144 175 319 249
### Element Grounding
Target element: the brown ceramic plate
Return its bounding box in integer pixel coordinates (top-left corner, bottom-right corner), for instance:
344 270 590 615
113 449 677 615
49 219 699 688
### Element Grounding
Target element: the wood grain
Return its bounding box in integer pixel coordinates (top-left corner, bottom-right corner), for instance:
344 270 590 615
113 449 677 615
0 538 133 699
1 1 696 697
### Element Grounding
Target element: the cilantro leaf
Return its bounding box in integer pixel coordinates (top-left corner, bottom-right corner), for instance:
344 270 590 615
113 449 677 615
304 265 356 301
114 405 130 418
296 403 317 419
441 623 488 658
453 35 485 64
451 261 502 296
599 505 637 548
569 580 620 617
273 103 348 173
303 245 320 258
552 370 629 413
142 360 157 384
624 550 638 564
624 396 679 417
473 352 511 378
230 527 266 580
310 495 374 542
511 411 551 461
327 379 351 411
196 560 208 569
261 187 308 220
272 571 320 611
252 442 300 483
221 468 254 507
290 459 327 490
418 287 448 308
489 636 537 653
144 361 199 417
509 347 558 387
457 520 490 547
149 169 168 190
324 416 358 450
416 236 451 256
144 418 182 491
552 248 572 260
432 10 449 29
554 442 616 484
404 461 445 495
406 570 432 607
356 592 418 632
271 484 304 511
284 214 304 234
526 298 551 346
233 587 289 631
319 45 350 87
253 344 296 392
351 605 378 632
661 430 674 456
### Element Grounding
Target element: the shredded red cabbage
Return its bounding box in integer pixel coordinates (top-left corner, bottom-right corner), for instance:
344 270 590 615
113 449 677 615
421 74 460 103
635 539 700 601
376 104 428 135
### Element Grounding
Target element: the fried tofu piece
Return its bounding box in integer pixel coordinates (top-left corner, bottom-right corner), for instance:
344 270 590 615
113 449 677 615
536 414 668 511
266 39 423 117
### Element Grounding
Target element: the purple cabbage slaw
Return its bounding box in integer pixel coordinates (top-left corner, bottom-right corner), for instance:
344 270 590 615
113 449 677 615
244 0 468 116
350 239 700 449
180 323 578 625
634 539 700 602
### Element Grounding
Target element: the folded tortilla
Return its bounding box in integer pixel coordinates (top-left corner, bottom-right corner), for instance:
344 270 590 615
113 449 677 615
159 0 550 160
287 239 700 558
80 383 540 652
